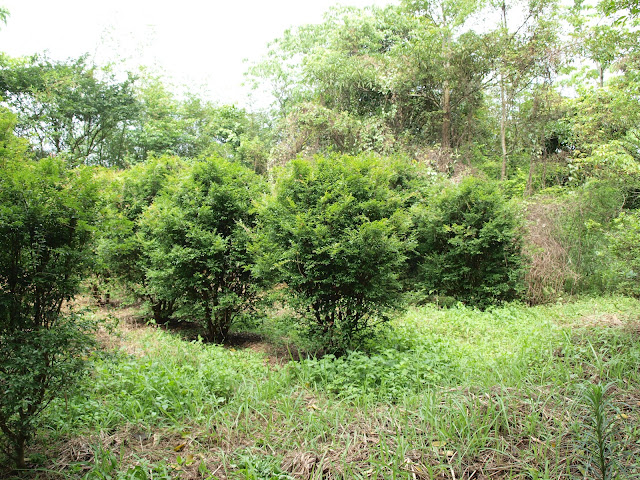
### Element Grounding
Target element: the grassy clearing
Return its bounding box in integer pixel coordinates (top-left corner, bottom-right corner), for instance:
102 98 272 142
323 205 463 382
3 296 640 479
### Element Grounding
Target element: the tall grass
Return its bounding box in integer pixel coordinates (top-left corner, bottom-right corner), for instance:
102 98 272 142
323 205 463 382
19 296 640 479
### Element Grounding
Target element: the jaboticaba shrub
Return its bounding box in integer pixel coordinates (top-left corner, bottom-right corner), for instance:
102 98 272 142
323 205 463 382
409 177 525 309
139 156 264 342
255 155 411 354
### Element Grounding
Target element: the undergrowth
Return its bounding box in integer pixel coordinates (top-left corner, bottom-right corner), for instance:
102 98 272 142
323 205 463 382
4 296 639 479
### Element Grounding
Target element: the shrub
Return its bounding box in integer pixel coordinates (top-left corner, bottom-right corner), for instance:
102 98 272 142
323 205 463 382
93 155 184 317
410 177 525 309
608 210 640 297
139 156 264 342
255 155 410 353
0 155 97 468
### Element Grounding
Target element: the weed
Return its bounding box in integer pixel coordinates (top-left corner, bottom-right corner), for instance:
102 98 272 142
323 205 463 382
11 295 640 480
233 452 293 480
82 446 175 480
290 338 459 401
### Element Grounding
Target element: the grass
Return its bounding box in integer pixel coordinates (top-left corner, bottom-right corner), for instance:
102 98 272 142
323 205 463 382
2 296 640 479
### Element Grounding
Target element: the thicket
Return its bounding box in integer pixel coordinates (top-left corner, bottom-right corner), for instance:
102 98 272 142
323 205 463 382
88 152 531 352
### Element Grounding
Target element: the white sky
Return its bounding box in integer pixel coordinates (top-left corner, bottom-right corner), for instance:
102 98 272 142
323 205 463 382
0 0 396 108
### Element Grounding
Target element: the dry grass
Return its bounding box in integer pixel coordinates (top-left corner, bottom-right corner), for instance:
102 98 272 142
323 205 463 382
523 198 579 305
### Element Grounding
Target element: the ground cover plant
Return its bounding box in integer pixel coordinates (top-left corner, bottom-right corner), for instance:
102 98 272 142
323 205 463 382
3 296 639 479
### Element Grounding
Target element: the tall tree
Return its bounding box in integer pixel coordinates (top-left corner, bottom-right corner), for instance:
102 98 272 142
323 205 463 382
0 55 139 167
402 0 483 150
489 0 562 180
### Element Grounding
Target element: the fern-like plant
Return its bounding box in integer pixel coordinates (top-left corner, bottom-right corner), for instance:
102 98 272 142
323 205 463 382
581 382 619 480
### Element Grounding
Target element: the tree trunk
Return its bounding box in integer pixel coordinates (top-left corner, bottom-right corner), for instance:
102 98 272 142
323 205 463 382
442 78 451 151
15 435 27 470
526 98 541 197
500 73 508 181
500 2 509 181
598 64 604 88
442 28 452 151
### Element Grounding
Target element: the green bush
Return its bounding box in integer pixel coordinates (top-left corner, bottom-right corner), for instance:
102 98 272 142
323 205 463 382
140 156 264 342
410 177 525 309
255 155 411 354
93 156 184 317
608 210 640 297
0 154 97 468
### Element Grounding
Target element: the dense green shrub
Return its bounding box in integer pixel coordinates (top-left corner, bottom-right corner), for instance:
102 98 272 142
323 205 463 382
608 210 640 297
255 155 411 353
0 154 97 468
410 177 525 309
140 156 264 342
93 155 184 317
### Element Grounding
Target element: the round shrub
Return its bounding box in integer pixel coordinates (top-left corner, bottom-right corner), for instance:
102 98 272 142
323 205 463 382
410 177 525 309
140 156 264 342
255 155 411 353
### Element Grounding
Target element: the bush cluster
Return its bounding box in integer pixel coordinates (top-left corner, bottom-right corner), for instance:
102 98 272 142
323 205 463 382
91 154 526 353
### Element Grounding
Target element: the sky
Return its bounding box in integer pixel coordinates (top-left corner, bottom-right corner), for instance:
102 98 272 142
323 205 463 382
0 0 396 108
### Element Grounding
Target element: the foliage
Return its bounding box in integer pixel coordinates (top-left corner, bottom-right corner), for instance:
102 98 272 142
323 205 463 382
250 3 494 154
82 446 174 480
255 155 411 353
0 54 139 167
557 181 626 294
270 103 397 166
410 177 525 308
49 328 270 431
607 210 640 297
579 382 619 480
140 157 264 342
291 339 458 401
16 294 640 479
123 72 272 171
0 152 98 468
93 156 185 315
234 453 294 480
